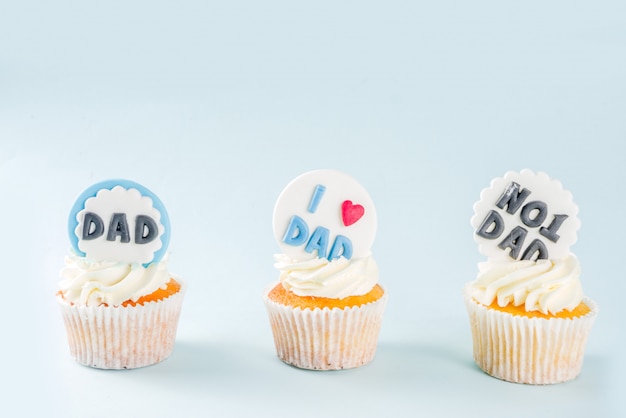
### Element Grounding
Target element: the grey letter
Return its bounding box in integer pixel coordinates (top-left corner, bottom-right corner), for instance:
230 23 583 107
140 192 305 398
520 201 548 228
135 215 158 244
498 226 528 260
496 182 531 215
476 210 505 240
521 239 548 261
540 214 569 243
107 213 131 243
82 212 104 240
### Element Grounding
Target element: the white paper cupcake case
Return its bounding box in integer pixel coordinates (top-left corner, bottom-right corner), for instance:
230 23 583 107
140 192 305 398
263 288 387 370
58 285 185 370
463 285 597 384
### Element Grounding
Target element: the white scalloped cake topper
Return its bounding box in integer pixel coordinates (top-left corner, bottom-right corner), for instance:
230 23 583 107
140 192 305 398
68 179 170 265
273 169 377 261
471 169 579 261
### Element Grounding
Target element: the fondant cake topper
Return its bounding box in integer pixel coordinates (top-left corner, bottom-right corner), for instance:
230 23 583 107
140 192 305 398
273 169 376 261
68 179 170 265
471 169 579 261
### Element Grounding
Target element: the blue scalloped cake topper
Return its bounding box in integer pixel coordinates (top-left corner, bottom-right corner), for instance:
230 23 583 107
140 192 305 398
68 179 170 266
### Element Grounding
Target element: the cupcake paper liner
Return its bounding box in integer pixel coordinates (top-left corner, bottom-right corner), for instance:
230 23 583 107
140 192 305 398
263 287 387 370
463 284 597 384
58 283 185 370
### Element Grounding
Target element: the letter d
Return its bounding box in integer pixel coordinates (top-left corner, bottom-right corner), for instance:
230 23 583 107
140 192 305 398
282 215 309 246
82 212 104 240
476 210 504 240
135 215 158 244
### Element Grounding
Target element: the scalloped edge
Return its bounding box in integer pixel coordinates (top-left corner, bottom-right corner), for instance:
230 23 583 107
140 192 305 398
471 170 580 260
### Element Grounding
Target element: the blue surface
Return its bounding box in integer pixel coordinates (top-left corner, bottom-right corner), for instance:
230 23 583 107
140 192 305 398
1 1 624 417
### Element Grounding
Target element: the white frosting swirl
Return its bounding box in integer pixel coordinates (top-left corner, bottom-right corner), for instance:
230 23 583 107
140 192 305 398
469 255 584 315
58 254 171 307
274 253 378 299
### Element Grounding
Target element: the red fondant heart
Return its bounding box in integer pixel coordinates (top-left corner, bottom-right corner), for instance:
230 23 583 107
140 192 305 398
342 200 364 226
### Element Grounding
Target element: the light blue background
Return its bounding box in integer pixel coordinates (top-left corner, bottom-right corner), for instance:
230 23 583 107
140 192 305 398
1 1 624 417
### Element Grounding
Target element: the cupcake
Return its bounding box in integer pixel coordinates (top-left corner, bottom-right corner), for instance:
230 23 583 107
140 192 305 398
57 179 185 369
465 170 597 384
264 169 387 370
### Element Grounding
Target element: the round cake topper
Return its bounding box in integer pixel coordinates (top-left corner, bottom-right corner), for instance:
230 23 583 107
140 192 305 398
273 169 377 261
471 169 579 261
68 179 170 265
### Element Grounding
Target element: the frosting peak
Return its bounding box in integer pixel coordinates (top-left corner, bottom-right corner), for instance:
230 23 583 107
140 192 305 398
274 253 378 299
469 255 584 315
58 254 170 307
